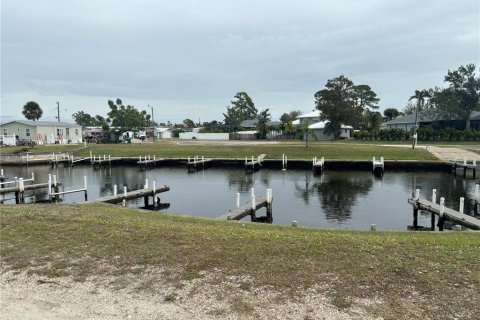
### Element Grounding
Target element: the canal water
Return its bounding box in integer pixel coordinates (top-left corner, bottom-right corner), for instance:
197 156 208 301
2 165 479 231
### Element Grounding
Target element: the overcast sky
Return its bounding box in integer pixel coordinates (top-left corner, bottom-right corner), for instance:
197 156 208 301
1 0 479 124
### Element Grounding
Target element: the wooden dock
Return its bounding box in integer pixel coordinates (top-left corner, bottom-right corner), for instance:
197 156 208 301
408 194 480 231
137 155 164 169
93 185 170 206
245 154 266 172
312 156 325 175
91 154 112 167
452 159 478 178
372 156 384 177
0 181 62 204
221 189 273 222
187 156 212 172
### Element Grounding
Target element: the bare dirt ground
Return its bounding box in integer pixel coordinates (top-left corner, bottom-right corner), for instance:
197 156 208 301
0 269 383 320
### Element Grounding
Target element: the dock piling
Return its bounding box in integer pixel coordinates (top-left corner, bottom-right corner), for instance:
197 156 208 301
236 192 240 208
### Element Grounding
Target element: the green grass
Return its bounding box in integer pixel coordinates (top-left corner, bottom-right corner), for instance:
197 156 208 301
0 140 439 161
1 204 479 319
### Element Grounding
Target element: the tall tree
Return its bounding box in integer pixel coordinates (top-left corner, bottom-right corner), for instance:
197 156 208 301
22 101 43 121
383 108 400 121
315 75 363 139
439 64 480 129
72 111 97 127
223 92 258 132
280 110 301 135
409 89 430 149
256 108 271 139
107 98 150 131
353 84 380 111
183 119 196 128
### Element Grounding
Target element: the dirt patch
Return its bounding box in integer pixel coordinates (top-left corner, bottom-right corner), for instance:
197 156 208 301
0 269 381 320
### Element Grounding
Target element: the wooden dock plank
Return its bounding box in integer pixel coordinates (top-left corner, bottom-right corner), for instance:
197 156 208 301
408 198 480 230
0 182 62 195
226 196 268 220
93 185 170 204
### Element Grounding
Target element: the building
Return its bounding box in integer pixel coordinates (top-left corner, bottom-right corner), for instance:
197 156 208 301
0 120 83 144
384 110 480 131
294 111 353 140
155 127 173 139
308 121 353 140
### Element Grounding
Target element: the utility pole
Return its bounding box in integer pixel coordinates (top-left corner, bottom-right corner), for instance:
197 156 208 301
56 102 60 122
149 105 155 141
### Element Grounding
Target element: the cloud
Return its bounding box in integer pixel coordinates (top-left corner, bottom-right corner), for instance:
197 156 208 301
2 0 478 123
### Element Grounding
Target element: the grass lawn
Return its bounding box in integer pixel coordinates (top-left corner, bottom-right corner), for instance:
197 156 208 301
0 140 440 161
1 204 479 319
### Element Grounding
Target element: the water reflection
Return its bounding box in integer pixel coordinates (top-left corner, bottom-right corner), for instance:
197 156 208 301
1 164 478 230
316 174 373 222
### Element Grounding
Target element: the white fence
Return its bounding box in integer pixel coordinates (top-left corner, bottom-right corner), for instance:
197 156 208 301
179 132 229 140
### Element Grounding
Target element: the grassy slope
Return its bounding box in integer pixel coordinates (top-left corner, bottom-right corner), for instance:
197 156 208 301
0 140 438 161
1 204 479 320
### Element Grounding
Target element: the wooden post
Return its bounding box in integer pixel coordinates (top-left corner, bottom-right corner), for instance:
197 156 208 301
236 192 240 208
250 193 256 221
266 188 273 221
415 189 420 200
413 207 418 228
19 178 24 203
438 197 445 231
114 185 117 196
84 176 88 201
431 213 435 231
152 181 156 205
123 186 127 207
48 174 52 202
432 189 437 204
459 197 464 214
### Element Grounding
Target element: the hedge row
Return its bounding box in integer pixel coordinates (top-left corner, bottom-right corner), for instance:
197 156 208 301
353 128 480 141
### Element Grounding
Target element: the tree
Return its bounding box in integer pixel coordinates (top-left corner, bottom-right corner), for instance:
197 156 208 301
107 98 151 131
353 85 380 111
383 108 400 121
439 64 480 129
409 89 430 149
314 75 363 139
279 110 301 136
183 119 196 128
279 110 301 125
256 109 271 139
22 101 43 121
364 110 382 130
72 111 97 127
223 92 258 132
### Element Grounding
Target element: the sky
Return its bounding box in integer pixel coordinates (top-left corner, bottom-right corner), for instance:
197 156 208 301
1 0 479 124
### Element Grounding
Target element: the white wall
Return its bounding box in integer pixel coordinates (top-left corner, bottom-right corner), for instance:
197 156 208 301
179 132 229 140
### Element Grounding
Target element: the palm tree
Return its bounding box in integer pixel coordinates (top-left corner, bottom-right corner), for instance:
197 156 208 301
409 90 430 149
22 101 43 121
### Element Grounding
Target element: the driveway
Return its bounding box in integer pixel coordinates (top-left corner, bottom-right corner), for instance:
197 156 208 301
426 146 480 162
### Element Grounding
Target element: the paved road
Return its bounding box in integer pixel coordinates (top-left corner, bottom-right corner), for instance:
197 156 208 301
426 146 480 162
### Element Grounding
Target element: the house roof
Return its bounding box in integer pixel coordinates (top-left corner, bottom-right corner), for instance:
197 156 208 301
239 119 281 128
155 128 171 133
384 110 480 125
308 121 353 130
0 120 80 127
297 111 320 119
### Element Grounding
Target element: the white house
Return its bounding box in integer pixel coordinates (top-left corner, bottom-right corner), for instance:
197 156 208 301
295 111 353 140
296 111 321 126
0 120 83 144
308 121 353 140
155 127 172 139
